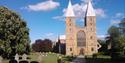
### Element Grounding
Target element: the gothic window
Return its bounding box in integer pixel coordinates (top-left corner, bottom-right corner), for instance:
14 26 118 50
91 48 94 51
77 31 86 47
69 23 72 26
69 28 72 32
90 36 93 39
90 23 92 25
70 48 72 51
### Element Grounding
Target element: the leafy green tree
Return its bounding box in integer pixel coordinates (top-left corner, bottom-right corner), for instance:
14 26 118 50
107 21 125 60
32 39 53 52
0 6 30 58
106 26 120 50
98 40 107 52
108 26 120 38
115 36 125 52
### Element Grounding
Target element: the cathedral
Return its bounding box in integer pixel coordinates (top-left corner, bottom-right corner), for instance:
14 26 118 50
65 0 101 56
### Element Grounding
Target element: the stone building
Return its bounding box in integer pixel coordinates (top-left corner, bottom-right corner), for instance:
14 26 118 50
53 35 66 54
58 35 66 54
65 0 101 56
59 35 66 44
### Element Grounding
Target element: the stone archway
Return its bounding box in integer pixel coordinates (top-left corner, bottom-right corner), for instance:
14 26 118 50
79 48 84 55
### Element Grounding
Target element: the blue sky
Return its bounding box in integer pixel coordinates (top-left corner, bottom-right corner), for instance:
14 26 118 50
0 0 125 43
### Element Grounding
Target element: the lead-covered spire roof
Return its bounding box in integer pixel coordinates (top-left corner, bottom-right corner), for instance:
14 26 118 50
86 0 96 16
65 0 75 17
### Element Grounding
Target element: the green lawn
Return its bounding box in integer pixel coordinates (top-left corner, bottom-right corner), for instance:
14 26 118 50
42 53 58 63
86 55 115 63
2 59 9 63
2 52 71 63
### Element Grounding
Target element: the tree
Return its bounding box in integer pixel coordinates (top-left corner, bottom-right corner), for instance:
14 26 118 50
119 18 125 36
0 6 30 58
32 39 42 52
32 39 53 52
107 26 120 49
98 40 107 53
108 26 120 38
107 24 125 60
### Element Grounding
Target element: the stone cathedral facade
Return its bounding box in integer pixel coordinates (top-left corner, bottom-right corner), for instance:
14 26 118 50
65 0 101 56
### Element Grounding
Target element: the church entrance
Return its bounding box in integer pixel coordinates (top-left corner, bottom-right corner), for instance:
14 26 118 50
79 48 84 55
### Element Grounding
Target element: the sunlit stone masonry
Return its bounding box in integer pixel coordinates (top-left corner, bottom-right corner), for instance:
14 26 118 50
65 0 101 56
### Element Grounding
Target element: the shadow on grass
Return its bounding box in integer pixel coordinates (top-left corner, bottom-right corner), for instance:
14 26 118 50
30 61 39 63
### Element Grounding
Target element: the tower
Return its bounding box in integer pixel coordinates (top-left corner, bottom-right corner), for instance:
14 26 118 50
85 0 98 55
65 0 100 56
65 0 76 56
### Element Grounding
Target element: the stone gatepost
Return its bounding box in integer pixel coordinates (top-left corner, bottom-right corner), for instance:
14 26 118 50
0 56 3 63
15 54 19 62
22 54 27 60
38 52 42 63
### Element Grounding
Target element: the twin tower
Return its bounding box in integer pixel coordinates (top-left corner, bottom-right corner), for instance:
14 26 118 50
65 0 100 56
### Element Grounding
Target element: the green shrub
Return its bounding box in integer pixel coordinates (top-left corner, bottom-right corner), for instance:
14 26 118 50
93 53 98 58
97 52 105 55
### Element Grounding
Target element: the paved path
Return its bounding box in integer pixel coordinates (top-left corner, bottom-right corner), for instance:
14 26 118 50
70 55 86 63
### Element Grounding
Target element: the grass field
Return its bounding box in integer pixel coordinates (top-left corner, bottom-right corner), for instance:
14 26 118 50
85 55 111 63
42 53 58 63
85 55 124 63
4 53 122 63
2 52 72 63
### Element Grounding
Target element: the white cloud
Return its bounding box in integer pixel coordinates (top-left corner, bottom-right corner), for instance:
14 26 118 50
110 12 125 25
73 4 87 18
110 19 120 25
25 0 60 11
71 3 106 18
52 16 65 21
114 13 124 18
63 3 87 18
45 32 54 37
53 3 87 21
97 35 107 40
71 0 106 18
44 32 57 41
53 0 106 21
95 8 106 18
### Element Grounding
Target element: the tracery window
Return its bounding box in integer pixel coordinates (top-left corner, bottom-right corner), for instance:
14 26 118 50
77 31 86 47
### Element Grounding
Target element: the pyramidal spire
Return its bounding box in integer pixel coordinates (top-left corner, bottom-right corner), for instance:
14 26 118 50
65 0 75 17
86 0 96 16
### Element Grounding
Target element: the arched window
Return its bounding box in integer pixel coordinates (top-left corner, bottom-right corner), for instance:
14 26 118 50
90 36 93 39
91 48 94 51
77 31 86 47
